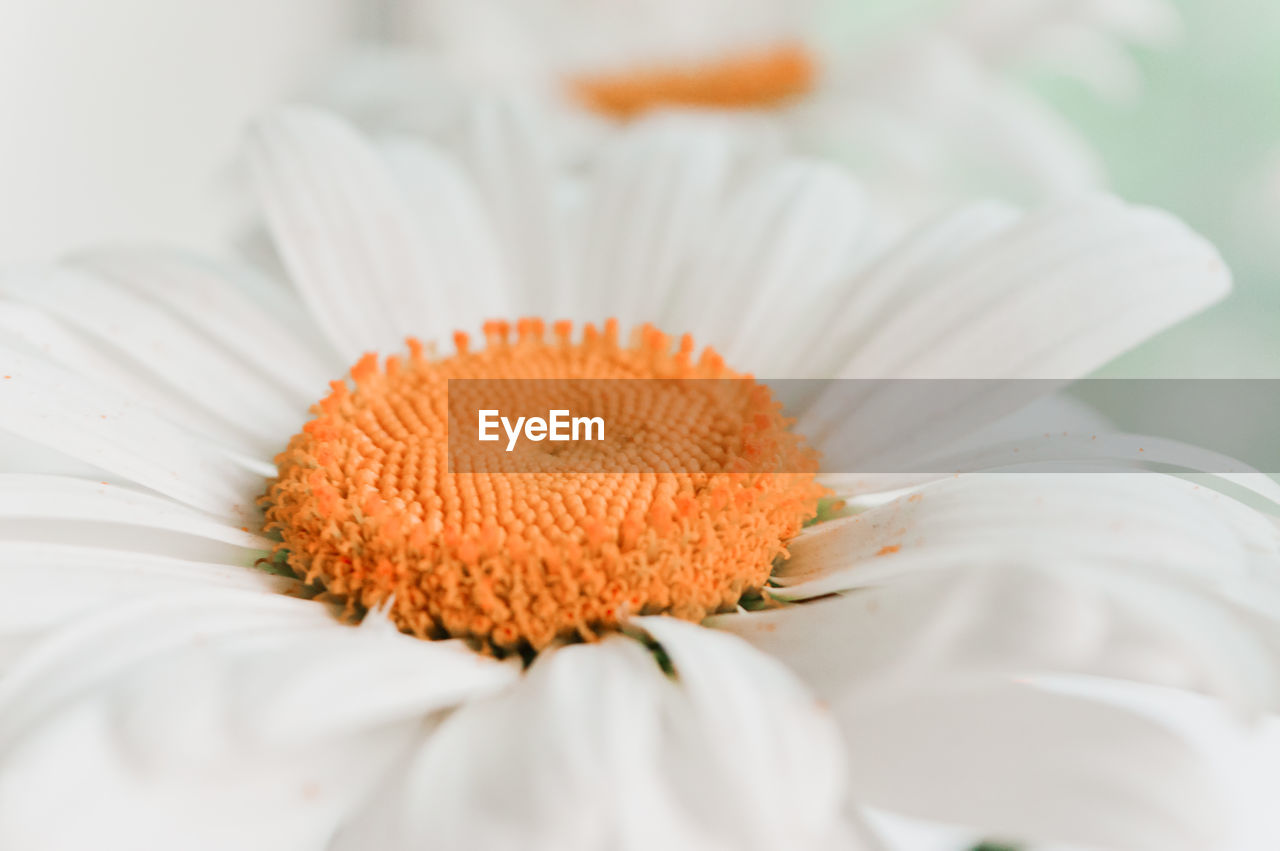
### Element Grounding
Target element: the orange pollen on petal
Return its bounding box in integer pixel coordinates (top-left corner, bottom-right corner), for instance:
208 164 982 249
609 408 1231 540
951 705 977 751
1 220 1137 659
570 42 816 119
262 320 824 654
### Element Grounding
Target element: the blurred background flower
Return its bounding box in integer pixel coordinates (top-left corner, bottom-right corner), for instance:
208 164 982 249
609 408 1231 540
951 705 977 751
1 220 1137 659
4 0 1276 376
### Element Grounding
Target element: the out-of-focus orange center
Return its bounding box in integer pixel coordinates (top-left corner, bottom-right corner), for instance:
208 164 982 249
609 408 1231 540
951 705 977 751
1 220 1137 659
265 319 823 653
570 42 816 119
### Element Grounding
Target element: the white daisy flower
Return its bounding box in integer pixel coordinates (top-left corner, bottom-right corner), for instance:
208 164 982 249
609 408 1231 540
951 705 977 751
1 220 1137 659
0 108 1277 850
317 0 1177 220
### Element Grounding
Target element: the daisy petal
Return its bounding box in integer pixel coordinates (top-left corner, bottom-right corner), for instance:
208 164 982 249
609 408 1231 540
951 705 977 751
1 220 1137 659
723 473 1280 715
456 99 569 315
577 118 740 326
333 636 674 851
946 0 1180 100
0 299 220 451
838 676 1265 851
0 346 266 519
1024 24 1146 100
716 558 1280 713
0 543 297 668
772 474 1280 600
335 621 852 851
1 266 299 452
790 200 1023 378
832 197 1229 379
0 474 271 552
248 107 444 359
635 617 848 839
823 430 1280 510
805 40 1103 214
0 592 516 851
948 0 1181 57
380 137 510 329
666 160 873 374
77 248 340 405
797 197 1229 465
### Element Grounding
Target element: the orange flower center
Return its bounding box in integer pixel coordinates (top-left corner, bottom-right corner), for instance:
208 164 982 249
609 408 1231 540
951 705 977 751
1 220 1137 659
570 42 816 119
265 320 823 653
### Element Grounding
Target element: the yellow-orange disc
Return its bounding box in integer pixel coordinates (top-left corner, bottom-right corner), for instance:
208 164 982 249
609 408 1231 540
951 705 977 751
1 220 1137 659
265 320 823 652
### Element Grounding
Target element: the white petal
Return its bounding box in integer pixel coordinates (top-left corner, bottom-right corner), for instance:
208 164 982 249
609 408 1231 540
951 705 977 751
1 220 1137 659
0 541 297 668
576 118 740 326
634 617 848 840
712 171 876 375
802 40 1103 215
0 474 271 551
379 137 511 329
335 637 675 851
1085 0 1183 43
77 248 340 405
833 197 1229 379
795 197 1229 465
0 427 105 480
666 158 875 374
716 557 1280 713
774 474 1280 601
818 387 1114 479
0 347 267 520
788 199 1023 379
0 297 262 456
1 266 298 453
944 0 1181 99
727 473 1280 714
820 430 1280 511
0 592 516 851
947 0 1181 54
248 107 449 359
836 676 1260 851
0 298 201 445
335 620 852 851
455 98 570 315
1019 24 1146 101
